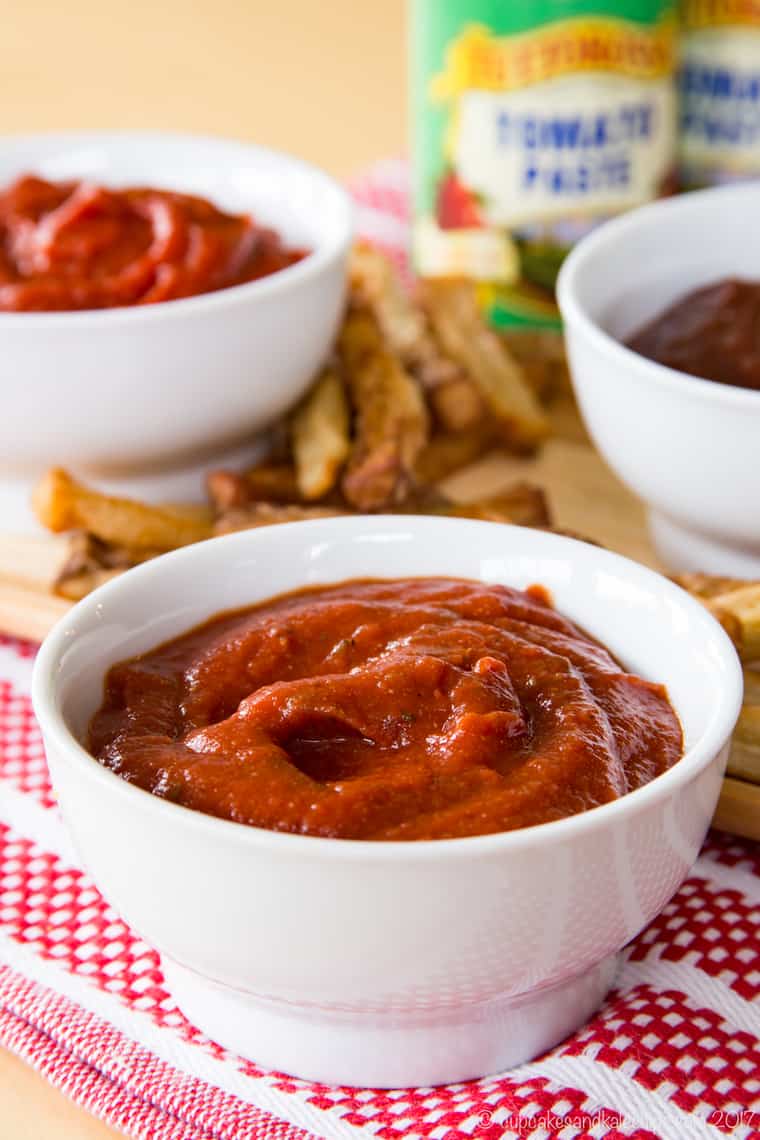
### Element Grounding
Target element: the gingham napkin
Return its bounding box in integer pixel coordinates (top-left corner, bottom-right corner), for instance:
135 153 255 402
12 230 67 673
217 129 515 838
1 167 759 1140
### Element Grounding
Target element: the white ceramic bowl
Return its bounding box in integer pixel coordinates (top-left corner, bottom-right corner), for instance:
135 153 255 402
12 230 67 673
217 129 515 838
0 131 351 498
557 183 760 575
32 517 741 1087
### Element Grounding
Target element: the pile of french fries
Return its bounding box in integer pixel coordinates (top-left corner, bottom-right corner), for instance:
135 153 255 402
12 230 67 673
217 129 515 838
33 245 572 600
675 573 760 784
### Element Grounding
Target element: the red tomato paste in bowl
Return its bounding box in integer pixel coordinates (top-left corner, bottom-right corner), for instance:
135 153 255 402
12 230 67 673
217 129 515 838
88 577 682 840
0 175 307 311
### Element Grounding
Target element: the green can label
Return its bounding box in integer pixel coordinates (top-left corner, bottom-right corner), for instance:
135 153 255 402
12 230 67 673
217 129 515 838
410 0 677 327
679 1 760 187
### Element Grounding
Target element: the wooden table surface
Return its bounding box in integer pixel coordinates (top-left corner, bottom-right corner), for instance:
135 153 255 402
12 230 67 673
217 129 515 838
0 0 405 1132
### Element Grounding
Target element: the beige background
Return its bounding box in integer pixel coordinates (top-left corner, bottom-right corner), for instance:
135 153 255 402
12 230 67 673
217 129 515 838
0 0 406 178
0 0 405 1134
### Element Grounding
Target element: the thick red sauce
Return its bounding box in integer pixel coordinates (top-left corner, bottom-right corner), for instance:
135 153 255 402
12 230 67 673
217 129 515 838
0 175 307 311
627 278 760 391
88 578 682 840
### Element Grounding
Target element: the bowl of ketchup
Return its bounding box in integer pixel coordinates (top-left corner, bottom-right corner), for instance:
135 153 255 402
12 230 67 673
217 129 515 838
558 183 760 576
0 132 352 529
31 516 741 1087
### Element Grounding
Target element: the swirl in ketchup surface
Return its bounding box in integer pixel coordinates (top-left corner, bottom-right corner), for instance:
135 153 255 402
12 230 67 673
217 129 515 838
0 175 307 311
88 578 682 840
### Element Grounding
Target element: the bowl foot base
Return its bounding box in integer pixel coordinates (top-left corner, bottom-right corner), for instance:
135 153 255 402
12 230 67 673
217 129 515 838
162 953 619 1088
649 511 760 576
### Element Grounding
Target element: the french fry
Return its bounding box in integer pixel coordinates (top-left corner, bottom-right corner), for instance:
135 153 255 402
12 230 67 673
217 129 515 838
206 469 252 512
433 485 551 528
673 573 749 601
207 464 302 511
291 367 351 500
729 702 760 781
244 463 302 504
339 310 430 510
414 428 494 484
427 377 485 434
420 278 549 450
350 244 483 432
33 468 213 550
53 533 156 600
499 328 569 401
674 575 760 660
743 666 760 704
214 501 347 535
708 584 760 661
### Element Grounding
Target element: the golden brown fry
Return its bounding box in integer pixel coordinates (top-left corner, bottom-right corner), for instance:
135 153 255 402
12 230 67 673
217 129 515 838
434 485 551 528
206 469 252 512
214 501 347 535
350 244 483 432
34 468 213 550
349 244 423 362
414 428 494 484
291 367 351 500
244 464 302 504
729 703 760 781
674 575 760 661
53 532 157 600
498 328 569 400
420 278 549 450
735 702 760 747
673 573 749 600
207 464 302 511
339 310 429 510
428 378 484 434
391 481 550 528
56 567 123 601
708 584 760 661
743 666 760 705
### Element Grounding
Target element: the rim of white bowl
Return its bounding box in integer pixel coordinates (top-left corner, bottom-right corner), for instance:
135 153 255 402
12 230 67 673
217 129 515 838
557 182 760 409
32 517 743 861
0 130 354 327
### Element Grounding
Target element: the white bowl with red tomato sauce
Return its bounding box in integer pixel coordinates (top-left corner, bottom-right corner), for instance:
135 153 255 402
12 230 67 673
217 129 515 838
0 131 351 526
558 183 760 576
32 517 741 1087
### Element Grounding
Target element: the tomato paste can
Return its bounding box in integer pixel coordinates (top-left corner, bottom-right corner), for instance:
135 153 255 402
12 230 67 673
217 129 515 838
679 1 760 187
410 0 677 328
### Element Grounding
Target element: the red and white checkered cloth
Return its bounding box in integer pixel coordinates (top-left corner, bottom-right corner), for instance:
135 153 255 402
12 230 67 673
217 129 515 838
1 165 759 1140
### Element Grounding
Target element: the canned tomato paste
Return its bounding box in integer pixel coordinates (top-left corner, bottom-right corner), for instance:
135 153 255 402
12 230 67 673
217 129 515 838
410 1 677 328
679 0 760 187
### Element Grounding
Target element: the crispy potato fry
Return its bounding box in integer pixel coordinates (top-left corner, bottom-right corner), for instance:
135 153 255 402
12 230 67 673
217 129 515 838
388 481 550 528
708 584 760 661
420 278 549 449
433 485 551 528
350 244 423 362
350 244 483 432
291 367 351 500
743 666 760 705
207 464 302 511
414 428 494 484
675 575 760 662
206 469 252 512
34 468 213 550
214 502 347 535
729 701 760 781
427 377 484 434
53 532 156 600
499 328 569 401
244 463 302 504
339 310 429 510
727 739 760 782
673 573 749 600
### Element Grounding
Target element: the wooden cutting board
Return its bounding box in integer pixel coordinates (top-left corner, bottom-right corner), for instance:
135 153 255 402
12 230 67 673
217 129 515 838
0 433 758 840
